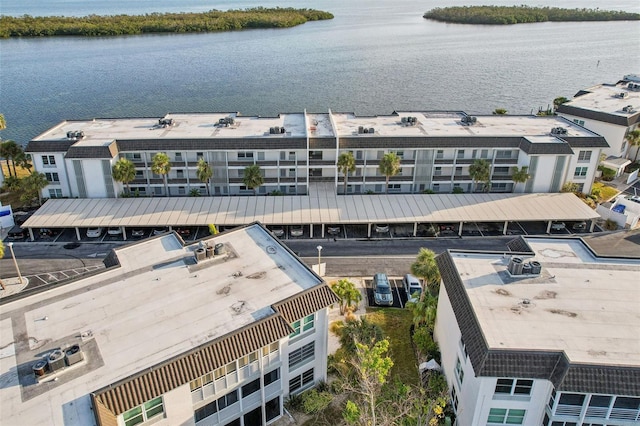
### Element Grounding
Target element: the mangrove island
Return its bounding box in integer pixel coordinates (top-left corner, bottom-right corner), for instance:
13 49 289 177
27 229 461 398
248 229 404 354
0 8 334 38
423 5 640 25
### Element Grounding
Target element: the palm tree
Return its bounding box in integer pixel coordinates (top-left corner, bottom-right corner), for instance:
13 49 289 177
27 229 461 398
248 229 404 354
151 152 171 196
112 157 136 196
410 248 441 297
469 159 491 192
242 164 264 195
0 140 22 177
626 129 640 163
20 171 49 206
406 292 438 330
511 166 531 192
196 158 213 196
0 113 6 131
337 151 356 195
378 152 401 194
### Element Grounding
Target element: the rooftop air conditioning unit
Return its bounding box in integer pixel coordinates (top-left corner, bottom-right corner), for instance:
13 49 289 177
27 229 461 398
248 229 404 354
622 105 635 113
551 127 567 135
530 261 542 275
159 118 174 127
358 126 364 134
618 92 630 99
65 344 84 365
32 359 48 377
508 257 524 275
48 349 66 372
368 127 375 134
66 130 85 140
461 116 477 125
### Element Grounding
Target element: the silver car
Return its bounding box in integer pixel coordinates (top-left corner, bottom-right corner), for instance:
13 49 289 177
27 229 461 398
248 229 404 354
373 273 393 306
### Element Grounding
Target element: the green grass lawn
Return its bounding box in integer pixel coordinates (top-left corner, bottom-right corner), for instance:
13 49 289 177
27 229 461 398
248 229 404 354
592 181 619 202
365 307 418 386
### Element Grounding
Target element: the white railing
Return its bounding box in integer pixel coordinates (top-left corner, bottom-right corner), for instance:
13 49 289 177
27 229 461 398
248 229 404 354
585 406 607 418
555 404 581 417
609 408 640 421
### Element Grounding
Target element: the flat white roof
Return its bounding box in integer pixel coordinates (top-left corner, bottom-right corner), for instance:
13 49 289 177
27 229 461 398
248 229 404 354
31 111 600 144
562 80 640 117
22 192 600 229
0 224 322 425
450 238 640 367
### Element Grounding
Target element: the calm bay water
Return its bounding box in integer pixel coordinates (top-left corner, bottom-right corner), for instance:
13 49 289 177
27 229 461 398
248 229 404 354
1 0 639 144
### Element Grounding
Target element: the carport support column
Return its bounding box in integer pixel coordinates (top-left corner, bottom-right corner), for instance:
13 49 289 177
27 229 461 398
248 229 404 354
503 221 509 235
589 220 595 232
367 223 372 238
321 224 325 239
28 228 35 242
546 221 552 234
458 221 463 237
75 227 81 241
310 224 313 239
413 223 418 237
122 226 127 241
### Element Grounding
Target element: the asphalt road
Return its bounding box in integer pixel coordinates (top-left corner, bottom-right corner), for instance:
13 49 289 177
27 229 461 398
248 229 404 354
1 236 514 283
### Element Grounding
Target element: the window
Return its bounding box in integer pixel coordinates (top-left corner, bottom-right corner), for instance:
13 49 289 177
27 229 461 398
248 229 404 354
621 140 627 151
217 389 239 410
176 170 184 178
264 368 280 386
224 419 241 426
125 153 142 161
496 150 512 159
49 188 62 198
455 167 463 176
123 397 164 426
454 357 464 385
493 167 509 175
577 151 591 162
42 155 56 166
242 378 260 398
395 151 404 159
175 152 182 161
494 379 533 395
289 342 315 369
135 170 144 177
548 389 556 410
262 342 279 357
244 407 262 426
574 167 588 178
436 150 444 159
45 172 59 182
481 149 489 159
265 396 280 422
289 152 296 161
309 151 323 160
194 400 217 422
290 315 315 338
238 152 254 159
487 408 525 424
434 167 442 176
458 337 468 359
289 368 314 393
573 119 585 126
178 186 186 195
197 152 204 160
451 386 459 413
457 150 465 159
433 184 440 192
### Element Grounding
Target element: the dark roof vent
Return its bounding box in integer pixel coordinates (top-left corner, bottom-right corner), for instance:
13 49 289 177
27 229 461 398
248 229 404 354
461 116 477 125
616 92 630 99
218 117 235 127
627 82 640 91
551 127 568 135
622 105 635 113
401 116 418 126
66 130 85 140
159 118 174 127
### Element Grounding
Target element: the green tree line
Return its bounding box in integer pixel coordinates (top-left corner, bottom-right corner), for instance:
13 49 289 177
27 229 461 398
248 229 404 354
0 8 333 38
423 6 640 25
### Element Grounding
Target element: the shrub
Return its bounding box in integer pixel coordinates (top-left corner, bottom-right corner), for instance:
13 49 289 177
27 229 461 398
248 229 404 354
604 218 618 231
208 224 218 235
452 187 464 194
285 392 304 411
413 326 440 360
423 189 435 194
300 389 333 414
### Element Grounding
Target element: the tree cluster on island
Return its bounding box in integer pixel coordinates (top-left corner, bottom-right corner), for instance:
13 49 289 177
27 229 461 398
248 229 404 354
423 5 640 25
0 8 334 38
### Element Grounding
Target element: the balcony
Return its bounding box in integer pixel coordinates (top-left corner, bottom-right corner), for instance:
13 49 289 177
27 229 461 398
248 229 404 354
309 160 336 166
453 175 472 181
434 158 454 164
494 158 518 164
491 175 513 181
228 161 256 167
555 404 582 417
432 175 452 181
455 159 475 165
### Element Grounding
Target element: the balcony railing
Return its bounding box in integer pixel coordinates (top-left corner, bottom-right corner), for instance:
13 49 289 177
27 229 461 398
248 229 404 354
494 158 518 164
584 407 608 418
555 404 582 417
609 408 640 421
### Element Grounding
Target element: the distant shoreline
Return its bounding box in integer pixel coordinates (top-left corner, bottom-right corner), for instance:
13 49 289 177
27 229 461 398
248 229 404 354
423 6 640 25
0 8 334 38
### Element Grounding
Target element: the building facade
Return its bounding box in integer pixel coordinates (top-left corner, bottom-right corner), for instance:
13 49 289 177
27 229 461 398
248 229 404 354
434 237 640 426
557 74 640 175
0 224 338 426
25 111 608 200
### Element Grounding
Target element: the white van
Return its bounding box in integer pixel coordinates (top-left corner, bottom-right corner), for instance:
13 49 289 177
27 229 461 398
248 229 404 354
402 274 422 302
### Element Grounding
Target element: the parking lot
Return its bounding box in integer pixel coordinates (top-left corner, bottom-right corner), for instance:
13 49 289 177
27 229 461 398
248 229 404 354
363 277 409 309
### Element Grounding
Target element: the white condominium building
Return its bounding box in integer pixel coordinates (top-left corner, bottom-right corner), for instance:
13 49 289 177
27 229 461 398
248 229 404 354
434 237 639 426
0 223 338 426
25 111 608 199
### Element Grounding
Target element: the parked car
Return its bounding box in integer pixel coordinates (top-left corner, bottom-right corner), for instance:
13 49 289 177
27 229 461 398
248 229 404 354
107 226 123 235
550 222 566 231
7 226 26 240
270 226 285 237
152 227 169 235
375 224 389 233
40 228 55 237
402 274 422 303
327 225 341 236
373 273 393 306
571 221 587 231
131 229 146 238
290 225 304 237
86 227 103 238
175 227 191 237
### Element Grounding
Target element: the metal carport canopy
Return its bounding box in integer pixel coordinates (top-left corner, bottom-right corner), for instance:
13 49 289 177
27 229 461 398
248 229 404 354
21 193 600 229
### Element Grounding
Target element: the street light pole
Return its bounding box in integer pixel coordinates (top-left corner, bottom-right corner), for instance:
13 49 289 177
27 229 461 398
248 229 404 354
7 242 24 285
316 245 323 276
